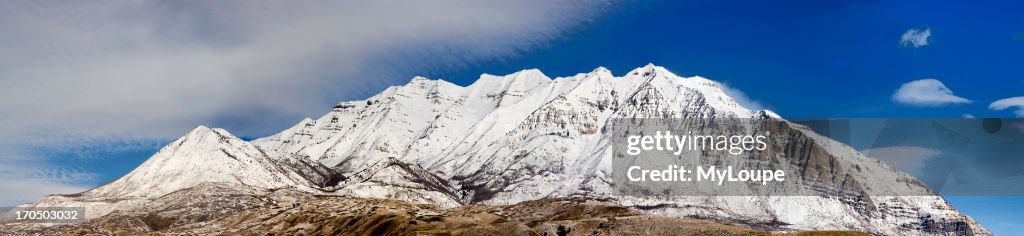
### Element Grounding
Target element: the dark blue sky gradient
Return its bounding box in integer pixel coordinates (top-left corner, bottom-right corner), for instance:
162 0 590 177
405 0 1023 119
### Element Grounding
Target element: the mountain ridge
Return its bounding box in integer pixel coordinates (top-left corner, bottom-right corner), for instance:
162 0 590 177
23 64 989 235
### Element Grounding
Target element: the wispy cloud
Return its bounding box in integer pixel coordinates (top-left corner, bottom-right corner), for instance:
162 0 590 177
0 158 94 205
0 179 87 207
900 28 931 48
0 1 612 206
989 96 1024 117
720 82 765 110
892 78 971 107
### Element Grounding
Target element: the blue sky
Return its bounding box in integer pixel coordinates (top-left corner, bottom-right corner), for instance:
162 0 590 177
423 1 1024 119
2 0 1023 234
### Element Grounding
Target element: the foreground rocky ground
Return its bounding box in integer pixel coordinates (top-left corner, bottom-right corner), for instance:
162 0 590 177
1 184 869 236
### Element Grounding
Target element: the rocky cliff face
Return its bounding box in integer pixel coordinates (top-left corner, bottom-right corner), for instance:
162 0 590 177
19 64 988 235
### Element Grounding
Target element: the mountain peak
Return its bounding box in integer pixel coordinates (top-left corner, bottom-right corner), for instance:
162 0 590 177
590 66 613 77
182 125 238 142
403 75 458 88
506 68 550 83
410 76 431 82
405 76 440 86
68 123 338 201
626 63 675 78
467 68 551 98
187 125 212 134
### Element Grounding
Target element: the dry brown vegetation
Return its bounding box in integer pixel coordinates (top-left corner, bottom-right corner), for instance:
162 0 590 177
3 195 869 236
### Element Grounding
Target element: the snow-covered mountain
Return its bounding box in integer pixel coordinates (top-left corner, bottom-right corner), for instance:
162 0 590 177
29 126 342 218
27 64 988 235
94 126 341 198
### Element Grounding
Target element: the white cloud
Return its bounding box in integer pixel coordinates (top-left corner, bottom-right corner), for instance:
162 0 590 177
720 83 765 110
892 79 971 107
0 179 88 206
0 1 611 202
900 28 931 48
861 146 941 175
0 1 609 141
989 96 1024 117
0 179 88 205
962 114 976 119
0 159 93 206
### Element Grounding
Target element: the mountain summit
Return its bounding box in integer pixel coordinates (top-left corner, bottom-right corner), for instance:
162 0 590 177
26 65 989 235
87 126 338 198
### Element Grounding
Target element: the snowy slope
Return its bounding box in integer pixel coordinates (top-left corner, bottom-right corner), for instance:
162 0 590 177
28 126 342 218
27 64 988 235
333 157 462 208
86 126 339 198
255 64 988 235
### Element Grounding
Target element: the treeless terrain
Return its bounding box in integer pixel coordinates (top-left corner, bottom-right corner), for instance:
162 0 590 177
3 187 867 236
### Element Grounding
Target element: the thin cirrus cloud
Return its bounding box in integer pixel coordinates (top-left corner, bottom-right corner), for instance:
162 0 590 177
989 97 1024 117
900 28 931 48
0 1 612 206
892 79 971 107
